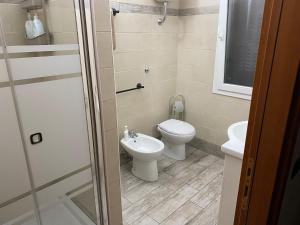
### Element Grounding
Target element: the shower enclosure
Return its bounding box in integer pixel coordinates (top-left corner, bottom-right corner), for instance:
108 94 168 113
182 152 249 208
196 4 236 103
0 0 107 224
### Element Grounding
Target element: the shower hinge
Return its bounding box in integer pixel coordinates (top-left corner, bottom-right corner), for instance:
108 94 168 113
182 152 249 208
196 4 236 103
241 157 255 210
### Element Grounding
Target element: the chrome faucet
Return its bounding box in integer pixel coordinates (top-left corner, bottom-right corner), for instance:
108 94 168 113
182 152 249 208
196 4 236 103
129 129 138 138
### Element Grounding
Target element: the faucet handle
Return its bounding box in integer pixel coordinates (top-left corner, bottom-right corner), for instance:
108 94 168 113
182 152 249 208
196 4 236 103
129 129 138 137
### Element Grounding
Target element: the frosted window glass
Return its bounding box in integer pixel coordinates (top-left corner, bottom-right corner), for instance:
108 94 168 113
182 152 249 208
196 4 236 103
224 0 265 87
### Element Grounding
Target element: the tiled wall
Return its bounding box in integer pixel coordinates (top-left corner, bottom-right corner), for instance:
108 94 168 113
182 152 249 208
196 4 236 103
0 0 77 45
93 0 122 224
0 3 27 45
111 0 179 139
45 0 78 44
177 0 250 146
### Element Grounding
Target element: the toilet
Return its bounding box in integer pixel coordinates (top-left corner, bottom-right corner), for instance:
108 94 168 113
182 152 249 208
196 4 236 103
158 119 196 160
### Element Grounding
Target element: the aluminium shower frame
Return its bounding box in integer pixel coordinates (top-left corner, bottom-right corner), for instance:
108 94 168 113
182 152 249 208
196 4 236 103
74 0 109 224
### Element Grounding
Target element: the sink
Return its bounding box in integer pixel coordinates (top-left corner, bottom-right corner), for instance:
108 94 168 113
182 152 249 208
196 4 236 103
222 121 248 159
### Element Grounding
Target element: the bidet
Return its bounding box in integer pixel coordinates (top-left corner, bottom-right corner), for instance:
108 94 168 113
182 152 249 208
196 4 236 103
121 133 164 181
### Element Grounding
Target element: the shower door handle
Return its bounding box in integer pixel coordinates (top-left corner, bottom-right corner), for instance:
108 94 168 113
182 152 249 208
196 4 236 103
30 132 43 145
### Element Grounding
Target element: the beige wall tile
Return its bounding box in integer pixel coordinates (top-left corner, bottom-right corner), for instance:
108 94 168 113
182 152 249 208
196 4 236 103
103 128 121 184
0 3 27 45
102 99 118 131
106 179 123 225
95 0 111 32
93 0 122 224
100 68 116 101
179 14 219 35
113 13 152 33
179 0 219 9
96 32 114 68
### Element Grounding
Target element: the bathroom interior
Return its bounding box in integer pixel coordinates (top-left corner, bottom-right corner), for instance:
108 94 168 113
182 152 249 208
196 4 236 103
0 0 265 224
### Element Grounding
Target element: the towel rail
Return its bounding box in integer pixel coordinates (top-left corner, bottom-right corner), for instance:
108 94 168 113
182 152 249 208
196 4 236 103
116 83 144 94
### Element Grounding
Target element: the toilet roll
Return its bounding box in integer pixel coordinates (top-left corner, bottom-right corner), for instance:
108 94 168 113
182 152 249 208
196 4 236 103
173 100 184 113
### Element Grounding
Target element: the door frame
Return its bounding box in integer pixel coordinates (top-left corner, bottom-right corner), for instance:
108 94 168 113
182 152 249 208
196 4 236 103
234 0 300 224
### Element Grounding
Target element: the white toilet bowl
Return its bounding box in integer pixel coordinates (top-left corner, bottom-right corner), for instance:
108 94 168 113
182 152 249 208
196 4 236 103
121 133 164 181
158 119 196 160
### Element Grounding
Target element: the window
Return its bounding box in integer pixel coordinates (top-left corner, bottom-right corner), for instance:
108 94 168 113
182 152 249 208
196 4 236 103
213 0 265 100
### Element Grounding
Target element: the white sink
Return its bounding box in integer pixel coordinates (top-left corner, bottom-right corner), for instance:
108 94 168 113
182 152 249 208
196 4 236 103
222 121 248 159
121 133 164 181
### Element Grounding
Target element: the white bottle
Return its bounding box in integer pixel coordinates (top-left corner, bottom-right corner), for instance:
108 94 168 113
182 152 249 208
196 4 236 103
124 126 129 140
32 13 45 38
25 13 34 39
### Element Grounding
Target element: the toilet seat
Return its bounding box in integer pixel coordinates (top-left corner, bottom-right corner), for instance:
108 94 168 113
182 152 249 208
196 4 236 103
158 119 195 136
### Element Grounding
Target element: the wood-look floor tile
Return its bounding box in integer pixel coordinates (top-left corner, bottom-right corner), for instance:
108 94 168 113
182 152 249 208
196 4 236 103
191 174 223 209
121 197 132 210
130 215 159 225
164 165 206 191
189 155 220 169
120 169 144 195
216 158 225 165
158 156 177 172
160 201 203 225
120 145 225 225
188 162 224 190
123 186 173 224
147 185 198 223
125 172 172 202
163 150 208 176
187 196 221 225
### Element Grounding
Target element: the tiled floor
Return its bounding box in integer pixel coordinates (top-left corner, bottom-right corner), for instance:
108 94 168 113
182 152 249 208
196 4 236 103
120 145 224 225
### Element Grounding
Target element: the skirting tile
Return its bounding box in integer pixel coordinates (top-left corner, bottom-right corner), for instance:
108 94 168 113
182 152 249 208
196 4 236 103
189 137 225 158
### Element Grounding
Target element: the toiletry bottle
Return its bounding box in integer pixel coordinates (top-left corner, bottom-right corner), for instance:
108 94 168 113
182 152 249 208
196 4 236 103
33 13 45 38
124 126 129 140
25 13 34 39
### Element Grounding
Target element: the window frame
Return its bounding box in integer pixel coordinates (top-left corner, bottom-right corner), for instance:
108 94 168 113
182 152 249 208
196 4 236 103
213 0 252 100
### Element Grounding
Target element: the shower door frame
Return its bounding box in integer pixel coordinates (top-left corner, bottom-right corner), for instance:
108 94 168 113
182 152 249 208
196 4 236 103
74 0 109 224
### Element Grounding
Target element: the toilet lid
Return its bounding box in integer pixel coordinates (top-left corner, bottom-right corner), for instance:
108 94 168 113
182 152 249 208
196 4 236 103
158 119 195 136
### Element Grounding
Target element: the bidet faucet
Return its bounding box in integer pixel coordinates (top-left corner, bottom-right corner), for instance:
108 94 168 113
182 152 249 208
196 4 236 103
129 130 138 138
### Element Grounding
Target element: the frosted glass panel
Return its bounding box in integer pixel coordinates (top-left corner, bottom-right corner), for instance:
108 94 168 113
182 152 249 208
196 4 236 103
0 196 38 225
36 169 97 225
0 0 100 224
0 35 38 225
224 0 265 87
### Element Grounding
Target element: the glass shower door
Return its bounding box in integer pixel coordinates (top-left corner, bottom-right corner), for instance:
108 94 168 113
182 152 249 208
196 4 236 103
0 23 39 225
0 0 103 224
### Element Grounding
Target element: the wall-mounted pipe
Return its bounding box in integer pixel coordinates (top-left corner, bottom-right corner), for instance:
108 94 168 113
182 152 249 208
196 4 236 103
111 8 119 50
158 1 168 25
